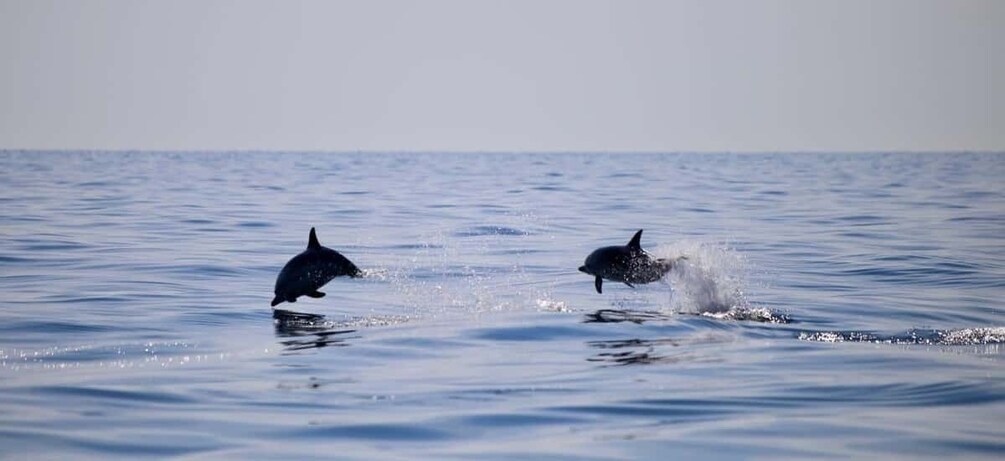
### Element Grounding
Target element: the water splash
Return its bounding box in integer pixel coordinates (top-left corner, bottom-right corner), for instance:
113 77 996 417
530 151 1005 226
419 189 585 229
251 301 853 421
700 307 791 324
647 241 747 310
535 298 571 312
799 327 1005 346
358 268 391 280
645 239 792 323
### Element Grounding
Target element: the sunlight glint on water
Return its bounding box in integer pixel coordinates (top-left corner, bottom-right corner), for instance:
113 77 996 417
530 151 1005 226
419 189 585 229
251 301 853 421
0 152 1002 460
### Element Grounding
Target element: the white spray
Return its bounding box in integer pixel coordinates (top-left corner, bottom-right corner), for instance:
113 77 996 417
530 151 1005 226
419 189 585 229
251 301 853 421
650 240 750 314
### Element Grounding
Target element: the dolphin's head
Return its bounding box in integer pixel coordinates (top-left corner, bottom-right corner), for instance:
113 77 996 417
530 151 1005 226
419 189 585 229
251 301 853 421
579 250 602 276
580 246 624 278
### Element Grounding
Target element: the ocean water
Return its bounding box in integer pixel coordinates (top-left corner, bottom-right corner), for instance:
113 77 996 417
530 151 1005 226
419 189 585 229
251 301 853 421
0 151 1002 460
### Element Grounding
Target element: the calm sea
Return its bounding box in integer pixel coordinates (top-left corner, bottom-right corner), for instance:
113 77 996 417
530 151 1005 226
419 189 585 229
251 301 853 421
1 152 1002 460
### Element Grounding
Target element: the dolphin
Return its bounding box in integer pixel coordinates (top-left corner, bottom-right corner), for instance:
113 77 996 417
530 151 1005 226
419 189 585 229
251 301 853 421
578 229 682 294
271 227 361 307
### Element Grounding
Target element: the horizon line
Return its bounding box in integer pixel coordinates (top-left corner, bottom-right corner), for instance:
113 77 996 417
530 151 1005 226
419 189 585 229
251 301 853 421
3 148 1003 155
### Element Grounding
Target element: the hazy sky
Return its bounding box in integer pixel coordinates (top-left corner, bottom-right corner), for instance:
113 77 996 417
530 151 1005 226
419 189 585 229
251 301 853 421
1 0 1002 152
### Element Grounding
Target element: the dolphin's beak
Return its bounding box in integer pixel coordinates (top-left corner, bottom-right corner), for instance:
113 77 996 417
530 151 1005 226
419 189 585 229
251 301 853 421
578 265 589 274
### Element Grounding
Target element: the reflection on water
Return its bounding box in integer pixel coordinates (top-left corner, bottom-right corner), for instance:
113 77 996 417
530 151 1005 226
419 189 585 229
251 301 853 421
587 338 683 366
583 309 672 324
272 308 331 331
273 309 357 352
584 307 792 325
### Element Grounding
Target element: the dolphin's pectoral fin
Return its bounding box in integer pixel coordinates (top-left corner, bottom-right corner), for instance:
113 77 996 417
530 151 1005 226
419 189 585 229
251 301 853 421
623 281 636 289
595 276 603 294
305 290 326 298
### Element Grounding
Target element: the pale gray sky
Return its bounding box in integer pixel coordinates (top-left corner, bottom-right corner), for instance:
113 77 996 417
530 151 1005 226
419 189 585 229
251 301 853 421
1 0 1002 152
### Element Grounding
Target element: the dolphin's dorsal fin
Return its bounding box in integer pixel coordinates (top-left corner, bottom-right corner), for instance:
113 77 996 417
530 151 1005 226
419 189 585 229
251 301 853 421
627 229 643 250
308 227 321 249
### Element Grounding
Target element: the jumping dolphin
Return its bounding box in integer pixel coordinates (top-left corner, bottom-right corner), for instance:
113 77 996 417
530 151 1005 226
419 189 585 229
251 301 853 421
578 229 682 294
271 227 361 307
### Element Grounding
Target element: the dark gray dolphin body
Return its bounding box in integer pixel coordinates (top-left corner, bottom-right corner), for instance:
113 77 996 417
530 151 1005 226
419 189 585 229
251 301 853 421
271 227 361 307
578 229 681 294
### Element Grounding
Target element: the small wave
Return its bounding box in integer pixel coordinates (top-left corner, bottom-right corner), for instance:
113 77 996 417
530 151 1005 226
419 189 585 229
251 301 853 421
0 255 33 263
237 221 273 228
799 327 1005 345
453 226 529 237
21 242 90 251
180 218 214 225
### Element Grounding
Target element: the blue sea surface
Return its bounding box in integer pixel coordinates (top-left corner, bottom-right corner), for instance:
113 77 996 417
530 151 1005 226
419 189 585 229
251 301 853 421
0 152 1002 459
